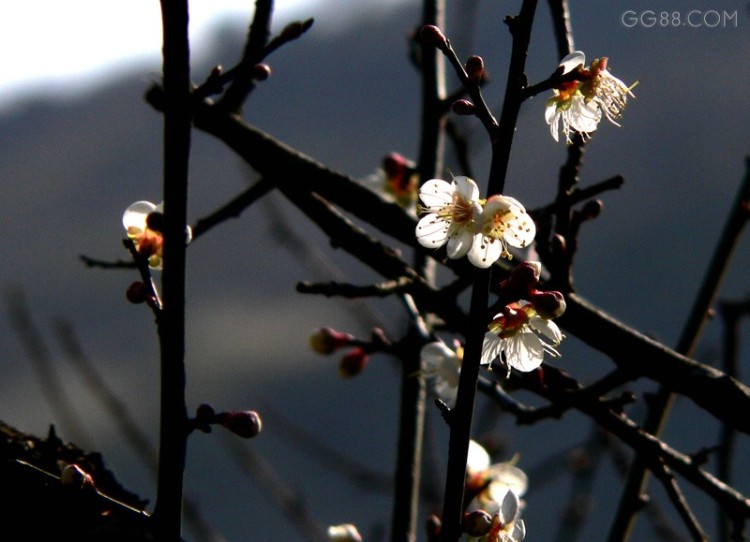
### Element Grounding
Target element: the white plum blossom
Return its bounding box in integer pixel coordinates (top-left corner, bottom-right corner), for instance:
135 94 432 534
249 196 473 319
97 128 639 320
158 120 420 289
466 440 528 509
416 177 536 268
420 340 462 408
470 196 536 268
123 200 165 269
545 51 636 143
327 524 362 542
416 176 483 259
122 200 192 269
545 92 601 143
481 301 564 374
581 56 637 126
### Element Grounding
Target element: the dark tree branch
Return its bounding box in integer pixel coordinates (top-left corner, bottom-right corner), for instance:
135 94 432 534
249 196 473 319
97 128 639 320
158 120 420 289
609 160 750 541
154 0 192 539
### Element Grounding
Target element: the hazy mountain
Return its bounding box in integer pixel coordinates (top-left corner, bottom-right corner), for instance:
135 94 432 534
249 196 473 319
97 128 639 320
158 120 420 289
1 2 749 540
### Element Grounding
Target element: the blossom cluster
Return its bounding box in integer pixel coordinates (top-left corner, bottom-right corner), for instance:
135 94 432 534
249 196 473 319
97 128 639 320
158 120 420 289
545 51 636 143
462 440 528 542
415 176 535 268
420 262 566 407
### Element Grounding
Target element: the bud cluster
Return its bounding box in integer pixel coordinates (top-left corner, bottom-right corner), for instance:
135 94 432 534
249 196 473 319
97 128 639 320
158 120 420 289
309 327 390 378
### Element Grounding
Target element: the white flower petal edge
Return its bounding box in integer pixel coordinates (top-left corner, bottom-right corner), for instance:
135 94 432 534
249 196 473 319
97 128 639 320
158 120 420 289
123 200 160 234
558 51 585 74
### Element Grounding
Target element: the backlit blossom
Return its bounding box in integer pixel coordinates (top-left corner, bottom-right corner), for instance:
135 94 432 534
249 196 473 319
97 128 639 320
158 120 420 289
580 56 637 127
328 524 362 542
470 196 536 267
416 176 482 259
123 200 164 269
481 301 564 373
466 440 528 509
420 340 463 408
545 51 636 143
481 490 527 542
361 153 419 211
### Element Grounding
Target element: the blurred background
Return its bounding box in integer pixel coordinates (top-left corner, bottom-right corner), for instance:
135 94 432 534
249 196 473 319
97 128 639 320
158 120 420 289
1 1 749 540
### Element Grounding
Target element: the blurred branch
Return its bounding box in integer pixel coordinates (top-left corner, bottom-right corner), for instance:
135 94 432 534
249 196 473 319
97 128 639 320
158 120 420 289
190 177 274 240
717 298 750 541
5 288 92 447
221 435 329 542
609 159 750 541
54 318 225 542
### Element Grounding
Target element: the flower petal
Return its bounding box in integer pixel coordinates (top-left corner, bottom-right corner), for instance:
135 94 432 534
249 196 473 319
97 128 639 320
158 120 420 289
559 51 585 74
467 235 503 268
452 175 480 202
446 228 475 259
505 332 544 372
416 214 449 248
123 200 157 232
418 179 454 209
481 332 504 366
498 489 520 526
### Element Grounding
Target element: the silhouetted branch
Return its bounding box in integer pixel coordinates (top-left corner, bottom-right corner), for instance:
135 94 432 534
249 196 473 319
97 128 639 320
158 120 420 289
610 160 750 541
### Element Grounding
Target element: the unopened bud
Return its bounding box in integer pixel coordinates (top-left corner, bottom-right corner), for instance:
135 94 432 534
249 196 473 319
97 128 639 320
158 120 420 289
580 199 603 220
465 55 484 83
339 347 369 378
126 281 149 304
420 25 448 49
61 464 95 490
219 410 262 439
252 63 272 81
383 152 415 179
499 261 541 298
309 327 354 355
327 524 362 542
530 290 566 319
463 510 493 537
451 99 476 116
281 18 314 40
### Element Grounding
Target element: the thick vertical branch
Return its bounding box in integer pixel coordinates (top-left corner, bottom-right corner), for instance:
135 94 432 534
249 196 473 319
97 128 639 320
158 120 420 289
155 0 192 540
487 0 538 195
439 4 537 541
609 161 750 541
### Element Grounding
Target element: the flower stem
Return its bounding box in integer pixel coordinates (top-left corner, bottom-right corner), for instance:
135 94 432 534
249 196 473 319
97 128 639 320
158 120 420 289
438 267 490 542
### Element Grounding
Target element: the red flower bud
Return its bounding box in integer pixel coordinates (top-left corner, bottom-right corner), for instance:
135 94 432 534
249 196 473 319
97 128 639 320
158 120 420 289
465 55 484 83
251 63 272 81
419 25 448 49
219 410 262 439
126 281 149 304
463 510 493 537
498 260 541 298
451 99 476 116
61 464 95 490
530 290 566 319
309 327 354 355
339 347 369 378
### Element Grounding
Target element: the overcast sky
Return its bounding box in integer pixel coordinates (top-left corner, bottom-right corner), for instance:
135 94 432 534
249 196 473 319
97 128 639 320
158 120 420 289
0 0 405 109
